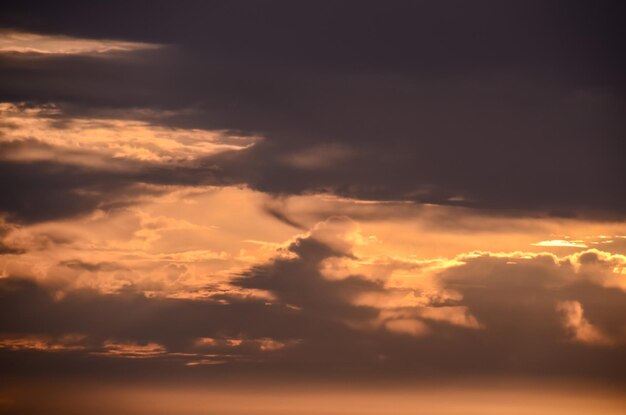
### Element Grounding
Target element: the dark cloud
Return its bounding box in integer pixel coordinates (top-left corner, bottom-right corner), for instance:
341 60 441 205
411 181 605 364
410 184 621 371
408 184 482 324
0 159 144 223
59 260 128 273
0 157 224 223
0 242 23 255
0 276 306 352
261 203 307 230
234 233 383 323
0 1 623 220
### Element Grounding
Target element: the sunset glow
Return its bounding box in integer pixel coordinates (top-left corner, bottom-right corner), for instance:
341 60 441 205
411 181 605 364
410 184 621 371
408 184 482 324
0 1 624 413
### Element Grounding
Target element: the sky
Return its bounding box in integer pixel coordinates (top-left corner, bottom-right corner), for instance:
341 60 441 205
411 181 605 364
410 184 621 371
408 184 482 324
0 1 625 413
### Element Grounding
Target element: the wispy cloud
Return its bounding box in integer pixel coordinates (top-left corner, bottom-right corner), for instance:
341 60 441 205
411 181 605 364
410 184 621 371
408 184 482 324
0 29 160 55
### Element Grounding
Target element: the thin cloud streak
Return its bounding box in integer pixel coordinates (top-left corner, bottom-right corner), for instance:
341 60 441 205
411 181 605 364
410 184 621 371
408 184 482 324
0 29 160 55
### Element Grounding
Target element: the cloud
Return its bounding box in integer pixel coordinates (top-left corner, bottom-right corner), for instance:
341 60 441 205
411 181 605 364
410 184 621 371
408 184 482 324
383 318 429 337
0 276 307 356
1 225 626 380
0 333 86 352
557 301 615 346
533 239 588 248
0 29 159 55
0 161 175 223
94 340 167 358
0 2 623 217
437 250 626 350
0 103 262 224
281 144 354 170
0 1 624 389
233 218 384 325
0 103 258 165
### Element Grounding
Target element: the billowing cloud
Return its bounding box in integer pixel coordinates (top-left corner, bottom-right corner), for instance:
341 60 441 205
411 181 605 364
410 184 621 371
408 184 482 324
2 216 624 382
557 301 615 346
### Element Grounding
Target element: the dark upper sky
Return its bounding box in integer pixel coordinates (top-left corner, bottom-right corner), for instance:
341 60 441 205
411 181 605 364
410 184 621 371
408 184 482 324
0 0 624 223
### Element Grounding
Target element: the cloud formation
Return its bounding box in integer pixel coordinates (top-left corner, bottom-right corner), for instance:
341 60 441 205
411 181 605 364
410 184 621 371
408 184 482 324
0 1 623 218
1 217 624 381
0 2 624 405
0 29 160 55
0 103 263 223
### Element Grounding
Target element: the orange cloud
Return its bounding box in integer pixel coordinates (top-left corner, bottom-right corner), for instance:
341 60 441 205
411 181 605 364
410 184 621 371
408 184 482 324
557 301 616 346
0 103 259 166
95 341 167 358
0 30 160 55
0 334 86 352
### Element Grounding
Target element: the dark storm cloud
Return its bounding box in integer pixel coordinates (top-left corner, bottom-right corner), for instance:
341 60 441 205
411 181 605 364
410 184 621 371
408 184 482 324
0 0 624 220
0 159 145 223
0 277 305 347
0 158 223 223
233 234 383 322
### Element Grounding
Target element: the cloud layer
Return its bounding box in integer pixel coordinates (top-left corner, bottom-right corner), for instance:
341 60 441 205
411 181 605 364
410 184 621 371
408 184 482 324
0 1 624 220
1 217 624 381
